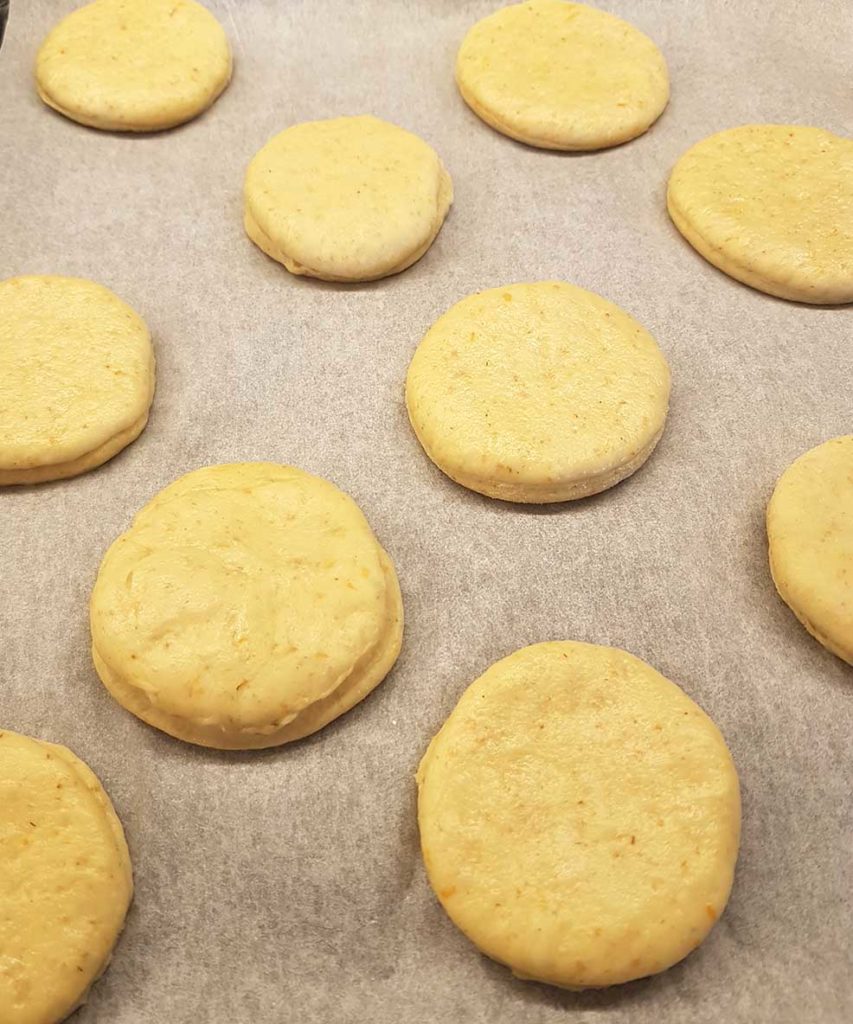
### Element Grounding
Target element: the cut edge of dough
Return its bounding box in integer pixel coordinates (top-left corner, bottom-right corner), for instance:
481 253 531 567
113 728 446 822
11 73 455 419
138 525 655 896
0 359 155 486
455 72 667 152
0 408 151 486
1 732 134 1020
666 184 853 306
44 741 134 895
244 168 453 282
35 58 233 133
91 548 404 748
767 540 853 666
407 416 667 503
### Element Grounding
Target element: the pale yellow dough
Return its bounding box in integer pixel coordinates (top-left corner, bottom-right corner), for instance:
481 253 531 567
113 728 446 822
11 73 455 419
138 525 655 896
767 436 853 665
0 276 155 485
455 0 669 151
0 729 133 1024
243 116 453 282
36 0 232 132
667 125 853 304
90 463 404 748
417 642 741 989
405 281 671 502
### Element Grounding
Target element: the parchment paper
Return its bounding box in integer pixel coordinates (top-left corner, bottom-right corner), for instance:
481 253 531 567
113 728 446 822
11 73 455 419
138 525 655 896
1 2 851 1021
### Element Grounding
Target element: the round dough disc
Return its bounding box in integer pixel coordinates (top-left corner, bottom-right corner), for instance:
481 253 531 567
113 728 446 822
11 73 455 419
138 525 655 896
455 0 669 151
767 436 853 664
0 729 133 1024
0 276 155 486
90 463 404 748
667 125 853 304
243 115 453 282
417 642 741 989
36 0 232 132
405 281 671 502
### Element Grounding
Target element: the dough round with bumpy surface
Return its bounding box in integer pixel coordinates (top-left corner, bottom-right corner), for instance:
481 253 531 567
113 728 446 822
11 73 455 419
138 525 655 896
667 125 853 304
0 276 155 485
456 0 669 151
0 729 133 1024
417 642 741 990
36 0 231 132
767 436 853 665
405 281 671 502
244 116 453 282
90 463 404 748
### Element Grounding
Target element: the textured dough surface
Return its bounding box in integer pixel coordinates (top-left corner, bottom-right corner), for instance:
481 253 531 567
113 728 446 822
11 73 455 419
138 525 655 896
456 0 669 150
405 281 671 502
417 642 741 989
0 729 133 1024
0 276 155 485
767 436 853 664
244 116 453 282
667 125 853 304
90 463 403 748
36 0 232 132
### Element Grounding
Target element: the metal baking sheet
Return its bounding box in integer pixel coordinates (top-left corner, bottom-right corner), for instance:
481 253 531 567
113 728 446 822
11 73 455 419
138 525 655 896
1 2 851 1021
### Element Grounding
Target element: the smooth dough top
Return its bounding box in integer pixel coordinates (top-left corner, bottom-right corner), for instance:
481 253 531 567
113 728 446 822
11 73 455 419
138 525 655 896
417 642 741 989
0 276 154 474
91 463 396 742
455 0 669 150
36 0 232 132
667 125 853 304
767 436 853 665
405 281 671 502
244 116 453 281
0 729 133 1024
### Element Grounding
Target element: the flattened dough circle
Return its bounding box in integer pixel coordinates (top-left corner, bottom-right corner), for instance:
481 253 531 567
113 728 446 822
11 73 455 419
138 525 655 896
417 642 741 989
0 276 155 485
36 0 232 132
456 0 669 150
667 125 853 304
767 436 853 665
0 728 133 1024
405 281 671 502
244 116 453 282
90 463 404 748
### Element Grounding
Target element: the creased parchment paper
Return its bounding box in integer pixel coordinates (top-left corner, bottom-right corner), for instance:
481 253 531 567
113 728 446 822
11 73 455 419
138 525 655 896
0 2 850 1022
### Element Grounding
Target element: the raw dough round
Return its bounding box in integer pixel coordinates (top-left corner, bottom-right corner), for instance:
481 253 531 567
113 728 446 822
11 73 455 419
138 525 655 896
243 115 453 282
767 436 853 665
405 281 671 502
667 125 853 304
36 0 232 132
90 463 404 748
417 642 741 989
0 276 155 486
455 0 669 151
0 728 133 1024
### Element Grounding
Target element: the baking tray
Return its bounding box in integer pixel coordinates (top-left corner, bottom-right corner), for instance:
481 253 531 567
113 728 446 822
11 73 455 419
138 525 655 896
0 2 851 1021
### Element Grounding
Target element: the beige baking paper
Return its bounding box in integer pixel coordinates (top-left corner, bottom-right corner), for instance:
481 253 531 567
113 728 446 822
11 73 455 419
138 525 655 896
0 2 850 1022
